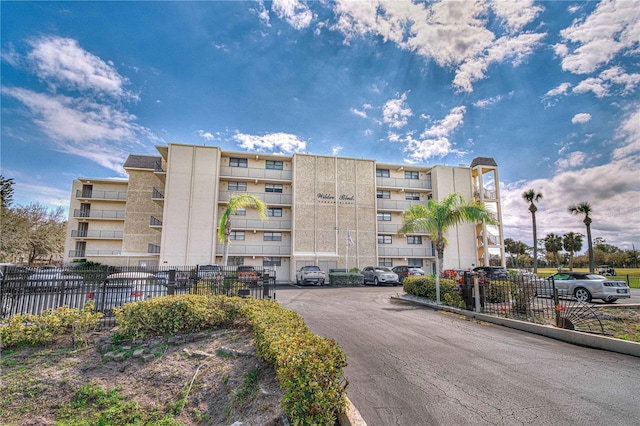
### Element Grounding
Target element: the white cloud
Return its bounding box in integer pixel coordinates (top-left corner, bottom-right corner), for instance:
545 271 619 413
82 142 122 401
233 131 307 154
402 106 467 162
556 0 640 75
26 36 136 100
329 0 545 92
196 130 215 141
331 145 343 155
612 106 640 162
351 107 368 118
382 92 412 128
572 77 608 98
544 82 572 98
271 0 313 30
555 151 587 170
571 113 592 124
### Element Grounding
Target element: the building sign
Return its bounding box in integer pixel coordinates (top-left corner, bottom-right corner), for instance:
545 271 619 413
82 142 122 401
316 192 355 205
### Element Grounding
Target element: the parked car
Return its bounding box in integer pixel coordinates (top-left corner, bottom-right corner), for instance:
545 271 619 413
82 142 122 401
472 266 509 280
236 266 259 283
296 265 326 286
156 270 191 286
597 265 616 276
539 272 630 303
362 266 400 286
196 264 224 281
87 272 166 312
26 269 85 289
392 266 425 284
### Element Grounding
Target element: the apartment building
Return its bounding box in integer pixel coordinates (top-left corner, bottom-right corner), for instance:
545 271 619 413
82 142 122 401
64 143 505 281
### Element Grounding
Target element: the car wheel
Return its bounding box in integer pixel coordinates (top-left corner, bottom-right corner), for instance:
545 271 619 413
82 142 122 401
374 277 379 286
574 287 592 303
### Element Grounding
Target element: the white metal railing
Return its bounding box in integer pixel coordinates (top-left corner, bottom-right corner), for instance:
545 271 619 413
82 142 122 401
68 250 121 257
220 166 292 181
377 199 420 211
76 189 127 200
378 247 435 257
218 191 292 205
73 209 125 219
215 244 291 255
71 230 123 239
376 176 432 190
224 219 291 230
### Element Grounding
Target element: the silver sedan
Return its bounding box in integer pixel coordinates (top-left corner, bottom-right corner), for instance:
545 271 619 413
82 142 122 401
542 272 630 303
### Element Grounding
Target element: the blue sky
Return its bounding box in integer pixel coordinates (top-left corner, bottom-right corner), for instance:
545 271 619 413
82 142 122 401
1 0 639 251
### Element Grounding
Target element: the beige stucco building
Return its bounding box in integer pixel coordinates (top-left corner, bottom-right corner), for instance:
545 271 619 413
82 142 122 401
64 143 505 281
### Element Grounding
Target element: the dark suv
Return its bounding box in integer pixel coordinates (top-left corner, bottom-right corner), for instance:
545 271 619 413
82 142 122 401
472 266 508 280
391 265 425 284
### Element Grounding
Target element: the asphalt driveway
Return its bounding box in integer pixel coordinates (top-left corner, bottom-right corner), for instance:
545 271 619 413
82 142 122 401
276 285 640 426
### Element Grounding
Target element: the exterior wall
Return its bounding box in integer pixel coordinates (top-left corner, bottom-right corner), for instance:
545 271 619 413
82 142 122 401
160 144 221 265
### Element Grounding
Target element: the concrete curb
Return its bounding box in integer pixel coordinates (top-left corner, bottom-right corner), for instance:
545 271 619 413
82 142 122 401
392 294 640 358
339 397 368 426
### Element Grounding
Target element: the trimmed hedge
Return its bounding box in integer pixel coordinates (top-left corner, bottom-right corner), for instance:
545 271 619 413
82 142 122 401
403 275 465 308
240 298 348 425
329 272 364 286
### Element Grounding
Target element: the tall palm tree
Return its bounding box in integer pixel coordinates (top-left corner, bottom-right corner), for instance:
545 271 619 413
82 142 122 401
562 232 583 271
568 201 595 272
217 194 267 266
522 189 543 274
544 233 563 270
400 193 496 304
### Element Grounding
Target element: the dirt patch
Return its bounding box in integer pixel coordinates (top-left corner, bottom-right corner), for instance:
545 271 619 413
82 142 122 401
0 321 286 426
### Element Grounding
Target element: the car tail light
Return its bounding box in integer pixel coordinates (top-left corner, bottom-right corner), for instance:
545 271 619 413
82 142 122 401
131 291 143 297
87 292 94 299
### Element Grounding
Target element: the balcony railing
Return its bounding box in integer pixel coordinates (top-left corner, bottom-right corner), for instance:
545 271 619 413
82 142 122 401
154 161 165 173
73 209 125 219
71 230 123 239
377 247 435 257
220 166 292 181
150 216 163 227
68 250 121 258
474 188 497 200
148 244 161 254
222 219 291 230
478 234 500 246
152 188 165 199
215 244 291 256
218 191 292 205
377 199 421 211
376 176 432 190
76 189 127 200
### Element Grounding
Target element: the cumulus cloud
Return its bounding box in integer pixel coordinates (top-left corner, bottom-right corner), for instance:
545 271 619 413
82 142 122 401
556 0 640 75
382 92 412 128
555 151 587 170
403 106 467 162
571 113 592 124
196 130 215 141
327 0 545 92
271 0 313 30
332 145 343 156
233 131 307 154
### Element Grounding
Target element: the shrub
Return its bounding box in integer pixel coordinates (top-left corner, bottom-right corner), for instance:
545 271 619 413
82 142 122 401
0 302 103 349
241 298 348 425
329 272 364 286
403 276 464 308
114 295 241 340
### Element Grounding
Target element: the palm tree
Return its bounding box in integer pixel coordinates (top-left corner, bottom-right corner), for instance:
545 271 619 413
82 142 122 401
544 233 563 270
562 232 583 271
217 194 267 266
568 201 594 273
522 189 543 274
400 193 496 303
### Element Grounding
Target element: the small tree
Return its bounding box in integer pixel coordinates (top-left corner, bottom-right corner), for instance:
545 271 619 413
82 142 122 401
562 232 583 271
568 202 594 273
544 233 563 270
217 194 267 266
522 189 543 274
400 193 496 303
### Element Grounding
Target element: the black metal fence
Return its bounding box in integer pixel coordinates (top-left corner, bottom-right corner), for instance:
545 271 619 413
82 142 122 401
0 265 276 321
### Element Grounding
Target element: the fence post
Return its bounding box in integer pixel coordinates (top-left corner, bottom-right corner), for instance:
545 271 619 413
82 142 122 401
167 269 176 296
474 275 480 313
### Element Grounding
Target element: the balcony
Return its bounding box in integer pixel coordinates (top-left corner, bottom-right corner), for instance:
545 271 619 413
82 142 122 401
148 244 161 254
68 250 121 258
377 199 418 211
477 234 500 246
150 216 163 227
215 244 291 256
223 218 291 230
75 189 127 201
154 161 165 173
152 187 165 200
73 209 125 220
474 188 497 200
376 176 432 190
220 166 292 181
378 247 435 257
71 230 123 239
218 191 292 205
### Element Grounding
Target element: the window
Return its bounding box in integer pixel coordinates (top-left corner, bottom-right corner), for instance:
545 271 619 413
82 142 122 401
376 168 390 177
229 231 245 241
265 184 283 193
229 181 247 191
264 257 282 267
408 258 423 267
233 208 246 216
230 157 247 168
267 208 282 217
377 235 392 244
377 190 390 199
266 160 283 170
405 192 420 201
264 232 282 241
377 213 391 221
405 171 419 179
379 258 393 267
407 236 423 244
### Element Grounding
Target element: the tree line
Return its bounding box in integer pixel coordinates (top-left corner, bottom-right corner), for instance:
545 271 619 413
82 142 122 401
0 175 66 265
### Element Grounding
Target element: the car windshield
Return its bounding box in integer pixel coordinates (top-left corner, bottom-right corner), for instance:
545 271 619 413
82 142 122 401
303 266 321 271
376 267 392 272
587 274 606 279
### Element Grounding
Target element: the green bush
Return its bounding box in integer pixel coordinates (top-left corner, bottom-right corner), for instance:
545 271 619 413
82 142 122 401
0 302 103 349
329 272 364 286
241 298 348 425
403 276 464 308
114 294 241 340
